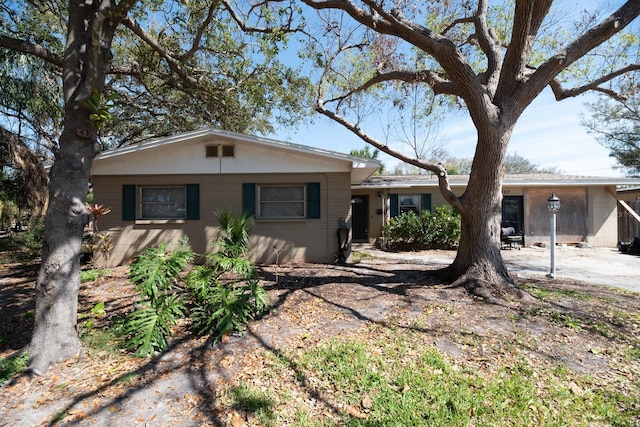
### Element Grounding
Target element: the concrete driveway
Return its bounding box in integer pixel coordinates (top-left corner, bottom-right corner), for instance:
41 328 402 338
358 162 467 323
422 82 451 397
355 244 640 293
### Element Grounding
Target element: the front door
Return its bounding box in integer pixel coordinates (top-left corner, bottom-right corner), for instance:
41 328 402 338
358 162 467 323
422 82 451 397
502 196 524 236
352 195 369 241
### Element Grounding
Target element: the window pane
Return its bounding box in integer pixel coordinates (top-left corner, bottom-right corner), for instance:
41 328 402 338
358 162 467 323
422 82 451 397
399 195 420 206
258 185 305 218
141 187 186 219
261 186 304 202
260 201 304 218
399 195 420 214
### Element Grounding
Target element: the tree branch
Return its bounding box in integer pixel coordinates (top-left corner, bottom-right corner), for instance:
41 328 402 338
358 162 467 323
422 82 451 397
0 35 63 67
473 0 501 87
496 0 553 98
0 34 139 76
121 16 200 86
220 0 299 34
303 0 487 112
527 1 640 101
315 97 462 210
549 64 640 101
324 69 460 106
179 2 219 62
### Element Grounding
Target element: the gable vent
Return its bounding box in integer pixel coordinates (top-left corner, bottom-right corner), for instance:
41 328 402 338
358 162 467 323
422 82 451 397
222 145 235 157
206 144 235 157
206 145 218 157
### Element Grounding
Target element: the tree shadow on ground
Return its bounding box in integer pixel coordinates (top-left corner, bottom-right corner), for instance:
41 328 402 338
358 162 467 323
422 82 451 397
1 260 639 426
0 261 38 353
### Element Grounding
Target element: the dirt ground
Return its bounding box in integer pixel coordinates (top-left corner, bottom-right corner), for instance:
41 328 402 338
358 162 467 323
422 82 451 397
1 248 639 426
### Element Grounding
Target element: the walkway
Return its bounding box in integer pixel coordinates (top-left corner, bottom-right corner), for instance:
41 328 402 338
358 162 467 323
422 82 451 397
354 244 640 293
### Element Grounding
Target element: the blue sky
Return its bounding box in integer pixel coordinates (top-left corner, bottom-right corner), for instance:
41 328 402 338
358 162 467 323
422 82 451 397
273 88 621 177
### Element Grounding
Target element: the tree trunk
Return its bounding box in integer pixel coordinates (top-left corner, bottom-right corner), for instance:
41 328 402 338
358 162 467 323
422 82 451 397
27 0 116 374
440 122 529 303
28 126 99 375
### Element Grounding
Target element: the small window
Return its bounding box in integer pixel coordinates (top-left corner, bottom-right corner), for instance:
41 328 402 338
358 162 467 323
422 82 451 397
222 145 235 157
258 184 305 218
399 195 420 214
206 145 219 157
140 187 186 219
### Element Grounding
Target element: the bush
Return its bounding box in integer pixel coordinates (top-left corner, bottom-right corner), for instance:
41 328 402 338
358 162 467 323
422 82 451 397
186 211 268 341
382 205 461 250
121 211 269 356
123 238 193 357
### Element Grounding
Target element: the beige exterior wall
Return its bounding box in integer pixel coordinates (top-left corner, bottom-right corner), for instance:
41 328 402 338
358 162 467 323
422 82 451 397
586 186 619 247
92 172 352 266
351 184 619 248
502 187 524 196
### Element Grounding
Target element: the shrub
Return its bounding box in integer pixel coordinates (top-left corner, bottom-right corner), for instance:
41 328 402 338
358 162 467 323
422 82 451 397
123 238 193 357
382 205 461 250
186 211 268 341
121 211 269 355
186 272 268 339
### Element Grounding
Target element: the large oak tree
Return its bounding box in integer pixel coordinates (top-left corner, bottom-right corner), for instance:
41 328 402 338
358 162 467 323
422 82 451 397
300 0 640 301
0 0 307 374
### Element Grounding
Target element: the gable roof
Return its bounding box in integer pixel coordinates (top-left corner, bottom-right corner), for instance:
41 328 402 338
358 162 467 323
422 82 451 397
354 173 640 189
92 127 380 184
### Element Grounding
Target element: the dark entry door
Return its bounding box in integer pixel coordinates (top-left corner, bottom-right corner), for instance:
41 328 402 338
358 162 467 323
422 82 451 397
352 195 369 241
502 196 524 234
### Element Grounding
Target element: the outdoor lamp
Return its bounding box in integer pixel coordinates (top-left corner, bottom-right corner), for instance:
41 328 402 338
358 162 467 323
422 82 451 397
546 193 560 212
546 193 560 278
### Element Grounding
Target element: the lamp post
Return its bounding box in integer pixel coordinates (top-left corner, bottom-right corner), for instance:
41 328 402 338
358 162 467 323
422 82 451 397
546 193 560 278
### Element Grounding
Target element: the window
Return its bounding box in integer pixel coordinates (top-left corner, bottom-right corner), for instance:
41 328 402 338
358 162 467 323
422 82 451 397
258 185 305 218
389 193 431 217
140 187 186 219
122 184 199 221
399 194 421 214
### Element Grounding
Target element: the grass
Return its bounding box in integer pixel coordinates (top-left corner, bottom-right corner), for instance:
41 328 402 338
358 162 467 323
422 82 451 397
522 283 591 301
0 352 29 384
225 326 640 426
224 382 276 424
80 268 112 283
351 251 375 263
79 314 127 355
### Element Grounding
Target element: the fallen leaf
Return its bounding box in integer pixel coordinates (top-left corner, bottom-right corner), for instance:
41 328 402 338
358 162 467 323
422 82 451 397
347 405 369 419
569 382 583 396
231 411 246 427
362 395 374 409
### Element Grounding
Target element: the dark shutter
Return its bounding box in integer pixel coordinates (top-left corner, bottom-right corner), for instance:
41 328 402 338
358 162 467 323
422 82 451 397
122 185 136 221
390 193 399 217
242 183 256 217
421 193 432 212
307 182 321 219
186 184 200 220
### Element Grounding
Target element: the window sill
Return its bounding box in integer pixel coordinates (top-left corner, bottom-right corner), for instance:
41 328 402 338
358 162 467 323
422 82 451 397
256 218 308 223
135 219 186 225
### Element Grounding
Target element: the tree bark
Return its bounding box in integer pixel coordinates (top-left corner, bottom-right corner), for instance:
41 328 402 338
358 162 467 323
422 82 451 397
439 120 529 303
28 128 99 374
27 0 120 374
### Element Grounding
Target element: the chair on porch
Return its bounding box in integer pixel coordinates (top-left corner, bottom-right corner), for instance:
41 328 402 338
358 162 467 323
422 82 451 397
501 226 523 250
